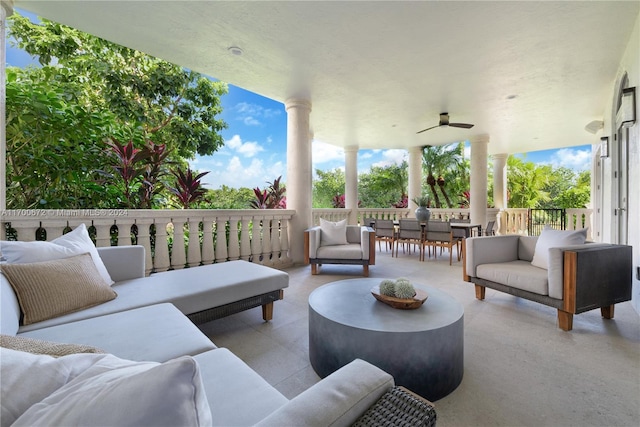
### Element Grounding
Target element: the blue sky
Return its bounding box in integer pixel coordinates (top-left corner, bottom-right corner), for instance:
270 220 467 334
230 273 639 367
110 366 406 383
7 8 592 190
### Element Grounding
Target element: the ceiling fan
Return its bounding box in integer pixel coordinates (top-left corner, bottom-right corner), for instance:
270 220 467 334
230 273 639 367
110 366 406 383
416 112 474 134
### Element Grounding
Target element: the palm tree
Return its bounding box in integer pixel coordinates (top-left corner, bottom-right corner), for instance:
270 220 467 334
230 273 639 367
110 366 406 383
506 156 550 208
421 144 464 208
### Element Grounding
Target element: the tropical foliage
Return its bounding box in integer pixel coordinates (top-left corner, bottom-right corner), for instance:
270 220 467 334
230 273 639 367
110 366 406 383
5 13 227 209
168 168 210 209
250 176 286 209
421 143 466 208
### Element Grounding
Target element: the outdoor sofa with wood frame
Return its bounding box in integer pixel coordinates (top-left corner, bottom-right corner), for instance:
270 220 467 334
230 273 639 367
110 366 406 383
463 234 632 331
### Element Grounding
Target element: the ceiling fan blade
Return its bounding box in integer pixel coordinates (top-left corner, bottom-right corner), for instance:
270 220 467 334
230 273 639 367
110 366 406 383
416 124 441 134
449 123 474 129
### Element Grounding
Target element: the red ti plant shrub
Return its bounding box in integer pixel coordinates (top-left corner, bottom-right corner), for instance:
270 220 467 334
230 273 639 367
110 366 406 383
331 194 360 208
168 168 209 209
250 188 270 209
139 141 171 209
459 191 470 208
102 138 152 208
391 193 408 208
267 176 286 208
332 194 346 208
250 176 287 209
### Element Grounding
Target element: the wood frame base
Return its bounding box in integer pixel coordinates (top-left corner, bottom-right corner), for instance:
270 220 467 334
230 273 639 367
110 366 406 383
557 310 574 331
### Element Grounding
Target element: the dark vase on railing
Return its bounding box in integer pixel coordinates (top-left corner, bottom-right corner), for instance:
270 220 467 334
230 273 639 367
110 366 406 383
415 207 431 222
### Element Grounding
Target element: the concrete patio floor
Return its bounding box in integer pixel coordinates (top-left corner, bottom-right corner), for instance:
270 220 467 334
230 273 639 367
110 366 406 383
197 246 640 427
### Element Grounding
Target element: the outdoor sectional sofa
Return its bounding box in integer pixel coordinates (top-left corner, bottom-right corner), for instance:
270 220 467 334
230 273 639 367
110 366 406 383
463 229 633 331
0 224 405 426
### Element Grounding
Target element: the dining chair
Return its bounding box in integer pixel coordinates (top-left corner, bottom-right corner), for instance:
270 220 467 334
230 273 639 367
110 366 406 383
362 217 376 229
394 219 424 260
374 219 396 252
424 221 461 265
484 220 496 236
450 218 470 241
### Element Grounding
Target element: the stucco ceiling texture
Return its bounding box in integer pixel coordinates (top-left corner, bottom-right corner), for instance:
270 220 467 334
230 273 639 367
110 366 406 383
15 1 640 155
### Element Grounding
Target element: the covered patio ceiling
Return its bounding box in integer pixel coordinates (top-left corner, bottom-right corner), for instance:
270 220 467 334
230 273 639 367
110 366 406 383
13 1 640 155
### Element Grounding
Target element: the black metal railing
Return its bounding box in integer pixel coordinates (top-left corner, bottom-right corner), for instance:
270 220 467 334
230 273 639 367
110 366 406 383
528 209 566 236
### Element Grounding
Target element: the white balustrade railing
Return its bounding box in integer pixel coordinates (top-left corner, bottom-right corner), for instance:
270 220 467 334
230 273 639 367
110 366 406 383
1 209 295 275
565 209 594 240
498 208 529 235
496 208 593 239
311 209 352 225
356 208 410 224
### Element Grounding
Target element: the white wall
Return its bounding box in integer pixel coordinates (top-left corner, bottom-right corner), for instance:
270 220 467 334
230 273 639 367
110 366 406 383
600 12 640 313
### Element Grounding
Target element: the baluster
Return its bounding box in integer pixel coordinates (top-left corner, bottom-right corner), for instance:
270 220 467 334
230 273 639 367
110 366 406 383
215 218 229 263
43 220 69 240
116 220 135 246
135 218 154 276
262 217 273 266
171 219 187 270
239 217 251 261
227 217 240 261
153 220 171 272
12 225 39 241
201 219 214 265
251 218 262 263
186 218 202 267
93 220 113 247
280 217 290 263
270 217 282 264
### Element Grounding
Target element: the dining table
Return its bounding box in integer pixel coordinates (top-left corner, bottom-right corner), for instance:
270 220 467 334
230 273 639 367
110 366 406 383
449 223 482 238
391 220 482 238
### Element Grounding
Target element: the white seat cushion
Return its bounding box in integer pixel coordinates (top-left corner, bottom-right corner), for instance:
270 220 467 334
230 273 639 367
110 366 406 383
316 244 363 260
193 348 288 426
477 260 549 296
18 260 289 332
20 303 216 362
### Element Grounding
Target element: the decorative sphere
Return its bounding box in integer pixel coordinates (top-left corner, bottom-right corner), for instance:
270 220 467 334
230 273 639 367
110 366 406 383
379 279 396 296
394 278 416 299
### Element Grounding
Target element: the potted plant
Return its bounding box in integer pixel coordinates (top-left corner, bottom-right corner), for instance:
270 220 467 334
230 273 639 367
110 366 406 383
411 195 431 222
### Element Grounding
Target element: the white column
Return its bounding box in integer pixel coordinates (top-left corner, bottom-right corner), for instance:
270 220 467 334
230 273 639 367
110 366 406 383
408 146 423 213
1 1 13 213
492 153 508 209
285 98 312 265
344 146 358 225
470 135 489 230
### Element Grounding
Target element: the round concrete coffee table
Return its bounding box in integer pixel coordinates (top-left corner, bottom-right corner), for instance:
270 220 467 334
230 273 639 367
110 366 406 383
309 278 464 401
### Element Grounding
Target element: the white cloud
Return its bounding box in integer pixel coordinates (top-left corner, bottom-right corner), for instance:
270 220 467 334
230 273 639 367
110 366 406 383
191 154 286 190
233 102 282 126
226 134 242 149
243 116 261 126
312 140 344 164
548 147 591 171
372 149 407 168
225 134 265 158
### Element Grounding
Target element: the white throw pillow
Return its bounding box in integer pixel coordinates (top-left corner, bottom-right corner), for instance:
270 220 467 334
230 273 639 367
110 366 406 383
6 349 212 427
531 227 588 270
320 218 348 246
1 348 113 427
1 224 113 285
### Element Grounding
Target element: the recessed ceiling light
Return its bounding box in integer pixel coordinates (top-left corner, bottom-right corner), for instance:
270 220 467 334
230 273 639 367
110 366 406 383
228 46 243 56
